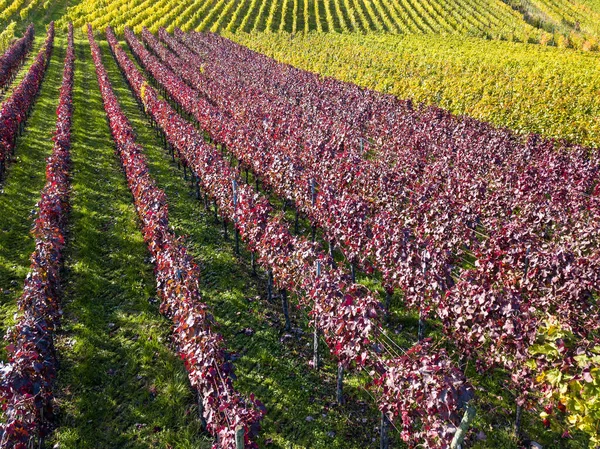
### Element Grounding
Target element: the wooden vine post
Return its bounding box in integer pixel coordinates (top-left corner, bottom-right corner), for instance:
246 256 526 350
235 426 245 449
310 178 317 241
251 251 256 275
194 173 200 199
281 288 291 331
232 179 240 254
380 412 389 449
514 404 523 438
313 260 321 370
197 391 207 430
267 269 274 302
168 141 175 162
336 363 344 405
451 403 476 449
385 289 392 323
418 263 427 341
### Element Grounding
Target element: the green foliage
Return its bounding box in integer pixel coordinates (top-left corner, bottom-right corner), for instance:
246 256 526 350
578 0 600 14
531 319 600 444
0 22 16 54
19 0 49 23
59 0 600 50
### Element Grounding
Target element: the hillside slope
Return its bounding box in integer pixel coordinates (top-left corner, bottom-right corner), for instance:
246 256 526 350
57 0 600 50
230 30 600 147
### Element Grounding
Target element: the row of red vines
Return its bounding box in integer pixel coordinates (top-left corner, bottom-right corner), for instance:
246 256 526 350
0 23 54 180
160 29 600 409
177 31 382 156
153 28 375 269
181 32 598 228
180 31 599 260
107 25 473 448
0 24 34 90
165 28 452 286
131 27 382 307
0 22 69 449
86 26 264 449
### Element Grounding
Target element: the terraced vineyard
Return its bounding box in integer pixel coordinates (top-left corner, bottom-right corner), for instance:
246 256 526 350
0 1 598 449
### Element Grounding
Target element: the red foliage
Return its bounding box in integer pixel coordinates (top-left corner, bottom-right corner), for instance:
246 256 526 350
148 28 599 406
112 26 472 448
376 340 473 449
0 22 69 448
0 24 34 89
0 24 53 180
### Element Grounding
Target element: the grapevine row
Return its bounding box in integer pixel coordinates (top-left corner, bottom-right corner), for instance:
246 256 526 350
0 0 28 23
209 31 596 342
106 25 473 448
18 0 46 22
63 0 600 50
0 24 33 90
87 25 264 449
0 23 52 180
179 30 599 315
151 28 380 273
0 22 68 449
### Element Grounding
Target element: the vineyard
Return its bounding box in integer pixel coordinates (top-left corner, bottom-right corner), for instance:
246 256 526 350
229 31 600 148
59 0 600 48
0 1 598 449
